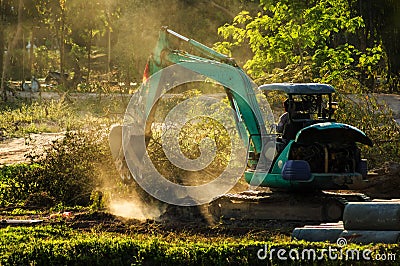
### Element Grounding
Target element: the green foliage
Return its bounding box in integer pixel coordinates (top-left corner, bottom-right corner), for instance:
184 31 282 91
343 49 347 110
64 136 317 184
0 163 38 207
358 0 400 92
215 0 386 91
0 225 398 265
215 0 400 167
25 130 105 206
34 46 61 78
1 0 399 92
2 0 252 88
0 96 126 208
313 44 357 86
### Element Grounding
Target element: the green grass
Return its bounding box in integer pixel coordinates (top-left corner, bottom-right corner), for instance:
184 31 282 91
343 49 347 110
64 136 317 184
0 95 126 139
0 225 398 265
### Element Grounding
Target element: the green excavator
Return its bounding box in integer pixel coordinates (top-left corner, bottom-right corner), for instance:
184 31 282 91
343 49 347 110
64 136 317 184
109 27 378 223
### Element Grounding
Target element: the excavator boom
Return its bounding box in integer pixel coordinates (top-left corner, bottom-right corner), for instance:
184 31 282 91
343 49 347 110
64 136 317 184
142 27 269 157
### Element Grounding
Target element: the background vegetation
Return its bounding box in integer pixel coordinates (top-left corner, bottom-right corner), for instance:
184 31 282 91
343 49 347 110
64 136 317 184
0 0 399 96
0 1 399 263
215 0 400 93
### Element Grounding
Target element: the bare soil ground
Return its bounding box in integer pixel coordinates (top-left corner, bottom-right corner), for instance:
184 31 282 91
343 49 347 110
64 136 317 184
362 162 400 199
0 208 301 239
0 133 63 165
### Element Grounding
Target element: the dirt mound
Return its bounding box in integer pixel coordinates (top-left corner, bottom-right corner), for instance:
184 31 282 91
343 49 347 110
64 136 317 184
360 162 400 199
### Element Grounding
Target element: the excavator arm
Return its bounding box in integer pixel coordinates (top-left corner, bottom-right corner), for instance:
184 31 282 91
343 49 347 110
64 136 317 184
142 26 267 155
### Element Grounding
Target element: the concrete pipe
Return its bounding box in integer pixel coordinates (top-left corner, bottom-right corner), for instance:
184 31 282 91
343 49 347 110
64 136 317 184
340 230 400 244
343 202 400 230
292 227 344 243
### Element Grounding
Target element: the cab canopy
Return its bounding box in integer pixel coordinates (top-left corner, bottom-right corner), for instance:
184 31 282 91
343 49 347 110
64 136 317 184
259 83 335 95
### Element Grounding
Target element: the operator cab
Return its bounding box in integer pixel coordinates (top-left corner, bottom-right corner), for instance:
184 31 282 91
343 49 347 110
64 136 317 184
260 83 337 142
259 83 338 157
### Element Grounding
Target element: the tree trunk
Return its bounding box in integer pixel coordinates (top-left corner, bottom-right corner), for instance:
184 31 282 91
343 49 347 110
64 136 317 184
59 5 66 87
0 0 4 90
107 27 111 77
87 28 92 84
0 26 4 99
1 0 24 102
29 28 34 77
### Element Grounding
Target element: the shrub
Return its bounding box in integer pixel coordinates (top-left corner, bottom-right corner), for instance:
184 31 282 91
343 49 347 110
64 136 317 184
335 93 400 168
0 130 114 208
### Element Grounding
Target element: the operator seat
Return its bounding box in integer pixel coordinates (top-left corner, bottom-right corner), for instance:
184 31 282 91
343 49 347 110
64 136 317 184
282 121 302 141
282 113 311 141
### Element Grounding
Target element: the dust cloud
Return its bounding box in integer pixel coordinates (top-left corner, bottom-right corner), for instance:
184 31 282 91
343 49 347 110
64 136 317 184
108 198 166 220
100 170 167 220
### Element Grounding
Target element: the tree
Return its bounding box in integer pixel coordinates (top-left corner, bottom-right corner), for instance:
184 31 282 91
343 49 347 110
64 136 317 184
0 0 260 92
356 0 400 92
68 1 103 84
111 0 256 86
1 0 24 101
35 0 70 86
215 0 386 92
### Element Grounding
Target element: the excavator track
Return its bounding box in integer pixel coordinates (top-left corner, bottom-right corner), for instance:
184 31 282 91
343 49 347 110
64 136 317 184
208 190 370 223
